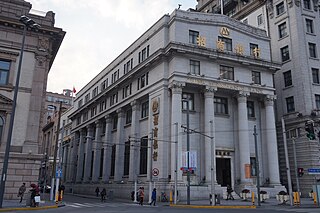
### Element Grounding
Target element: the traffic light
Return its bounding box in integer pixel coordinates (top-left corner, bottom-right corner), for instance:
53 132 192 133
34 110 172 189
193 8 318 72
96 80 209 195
298 168 304 177
305 121 315 140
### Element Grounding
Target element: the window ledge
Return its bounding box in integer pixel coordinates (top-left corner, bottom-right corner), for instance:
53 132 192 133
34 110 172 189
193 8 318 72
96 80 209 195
281 59 291 64
283 85 294 90
309 57 319 61
140 116 149 122
214 113 230 118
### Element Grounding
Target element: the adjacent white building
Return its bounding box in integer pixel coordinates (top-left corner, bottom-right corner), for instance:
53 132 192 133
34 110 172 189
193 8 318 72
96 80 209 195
64 9 284 199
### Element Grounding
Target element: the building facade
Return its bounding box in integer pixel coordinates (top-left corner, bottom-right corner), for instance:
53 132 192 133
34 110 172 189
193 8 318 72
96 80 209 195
64 9 284 199
0 0 65 199
197 0 320 196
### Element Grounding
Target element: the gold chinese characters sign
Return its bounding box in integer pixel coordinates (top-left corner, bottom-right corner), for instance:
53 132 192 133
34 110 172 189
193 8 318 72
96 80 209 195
152 97 160 161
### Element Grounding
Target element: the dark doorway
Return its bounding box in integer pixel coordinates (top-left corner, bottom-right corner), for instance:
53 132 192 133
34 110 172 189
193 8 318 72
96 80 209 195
216 158 231 186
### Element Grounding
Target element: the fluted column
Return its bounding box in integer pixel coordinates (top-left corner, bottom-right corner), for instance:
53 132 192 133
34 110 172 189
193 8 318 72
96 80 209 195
92 120 103 182
83 125 94 182
102 115 112 182
169 82 184 181
114 109 125 182
265 95 281 185
62 144 69 182
76 130 85 182
204 87 216 182
129 100 140 181
69 137 77 182
237 91 251 184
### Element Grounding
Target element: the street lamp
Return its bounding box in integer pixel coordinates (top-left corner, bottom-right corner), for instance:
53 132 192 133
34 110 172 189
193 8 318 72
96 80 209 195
0 15 40 208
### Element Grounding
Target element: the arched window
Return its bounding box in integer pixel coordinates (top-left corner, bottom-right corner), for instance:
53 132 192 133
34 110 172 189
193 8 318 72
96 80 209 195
0 116 4 142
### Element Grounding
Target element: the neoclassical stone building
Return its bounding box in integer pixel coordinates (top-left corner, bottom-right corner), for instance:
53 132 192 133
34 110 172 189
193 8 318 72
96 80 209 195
0 0 65 199
65 9 284 199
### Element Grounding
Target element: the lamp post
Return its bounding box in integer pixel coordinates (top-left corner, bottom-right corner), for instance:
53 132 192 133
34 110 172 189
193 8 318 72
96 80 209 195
0 15 40 208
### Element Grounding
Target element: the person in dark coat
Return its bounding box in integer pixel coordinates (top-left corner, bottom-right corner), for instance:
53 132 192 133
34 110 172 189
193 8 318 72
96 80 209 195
149 188 157 206
95 187 100 197
100 188 107 202
17 183 26 203
226 185 234 200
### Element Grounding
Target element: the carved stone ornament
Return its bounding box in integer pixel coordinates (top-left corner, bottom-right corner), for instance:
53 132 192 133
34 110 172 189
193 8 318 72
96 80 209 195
313 0 319 11
38 38 49 51
287 0 293 7
265 95 277 106
152 97 160 115
295 0 301 7
36 56 46 67
169 81 184 94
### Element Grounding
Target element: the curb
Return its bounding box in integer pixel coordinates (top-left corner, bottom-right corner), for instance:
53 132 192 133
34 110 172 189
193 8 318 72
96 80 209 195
0 204 65 212
170 204 256 209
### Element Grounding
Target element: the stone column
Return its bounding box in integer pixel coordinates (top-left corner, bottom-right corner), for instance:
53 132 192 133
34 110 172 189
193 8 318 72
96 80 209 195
114 109 125 182
92 120 102 182
129 100 140 181
237 91 251 184
102 115 112 183
265 95 281 185
62 143 69 182
204 87 216 182
68 137 77 182
169 82 184 181
83 125 94 182
76 130 85 182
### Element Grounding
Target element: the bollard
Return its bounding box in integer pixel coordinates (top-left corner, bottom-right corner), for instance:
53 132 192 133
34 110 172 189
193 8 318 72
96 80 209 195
209 194 212 205
314 192 317 205
170 190 173 204
252 192 255 206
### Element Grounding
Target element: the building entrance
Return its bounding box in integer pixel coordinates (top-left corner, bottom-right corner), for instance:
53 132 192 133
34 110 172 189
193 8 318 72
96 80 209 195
216 158 231 186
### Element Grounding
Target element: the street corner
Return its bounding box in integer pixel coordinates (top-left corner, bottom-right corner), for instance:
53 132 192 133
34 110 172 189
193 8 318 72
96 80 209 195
0 203 63 212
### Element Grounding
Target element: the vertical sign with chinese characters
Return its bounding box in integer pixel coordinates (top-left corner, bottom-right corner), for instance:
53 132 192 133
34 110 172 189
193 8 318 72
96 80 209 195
152 97 160 161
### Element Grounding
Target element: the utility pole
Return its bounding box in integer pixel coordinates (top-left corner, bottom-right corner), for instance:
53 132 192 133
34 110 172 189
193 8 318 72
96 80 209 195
281 117 293 206
50 101 62 201
210 120 216 206
174 122 178 205
185 99 191 205
253 125 261 206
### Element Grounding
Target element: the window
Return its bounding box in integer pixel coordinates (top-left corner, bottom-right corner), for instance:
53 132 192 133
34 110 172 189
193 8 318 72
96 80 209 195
137 72 149 90
218 36 232 51
250 43 259 57
283 71 292 87
101 79 108 91
122 83 132 99
220 65 234 80
138 45 150 63
247 101 255 118
190 60 200 75
0 116 4 142
316 95 320 109
250 157 256 176
0 60 10 85
110 93 118 106
278 22 287 38
286 96 295 113
123 141 130 176
112 114 118 130
85 94 90 103
214 97 228 114
306 19 314 34
281 46 290 62
252 71 261 84
276 2 285 15
111 69 119 84
92 86 98 97
182 93 194 110
90 106 97 117
189 30 199 44
124 58 133 74
126 108 132 125
99 148 104 177
309 43 317 58
312 68 320 84
110 145 116 176
90 151 94 177
99 101 105 112
139 137 148 175
83 111 88 122
257 14 263 25
141 101 149 119
303 0 311 9
76 117 81 125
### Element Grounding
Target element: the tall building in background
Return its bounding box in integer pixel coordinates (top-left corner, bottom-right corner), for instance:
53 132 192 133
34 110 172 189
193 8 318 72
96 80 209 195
196 0 320 196
0 0 65 199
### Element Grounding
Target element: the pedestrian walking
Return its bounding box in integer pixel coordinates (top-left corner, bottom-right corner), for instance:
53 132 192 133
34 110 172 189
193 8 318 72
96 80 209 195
17 183 26 203
95 187 100 197
100 188 107 202
226 185 234 200
149 188 157 206
138 187 144 205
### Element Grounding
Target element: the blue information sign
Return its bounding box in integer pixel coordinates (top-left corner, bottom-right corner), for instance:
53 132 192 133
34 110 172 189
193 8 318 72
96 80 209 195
308 168 320 174
56 169 62 178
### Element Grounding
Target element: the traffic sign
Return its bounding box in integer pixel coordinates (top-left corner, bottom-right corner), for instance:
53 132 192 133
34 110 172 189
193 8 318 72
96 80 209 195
152 168 159 176
308 168 320 174
56 169 62 178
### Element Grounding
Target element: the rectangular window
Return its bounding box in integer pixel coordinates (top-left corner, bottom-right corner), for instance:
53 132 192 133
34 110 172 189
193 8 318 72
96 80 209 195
123 141 130 176
182 93 194 111
312 68 320 84
85 94 90 103
111 69 119 84
306 19 314 34
110 145 116 176
90 106 97 117
139 137 148 175
83 111 88 122
99 148 104 177
124 58 133 74
247 101 255 118
281 46 290 62
101 79 108 91
141 101 149 118
78 99 83 108
286 96 295 113
110 93 118 106
112 114 118 130
283 71 292 87
0 60 10 85
250 157 256 176
303 0 311 9
138 45 150 63
92 86 98 97
126 108 132 125
218 36 232 51
278 22 287 38
220 65 234 80
189 30 199 44
190 60 200 75
257 14 263 25
137 72 149 90
214 97 228 114
122 83 132 99
316 95 320 109
252 71 261 84
309 43 317 58
250 43 259 57
276 2 285 15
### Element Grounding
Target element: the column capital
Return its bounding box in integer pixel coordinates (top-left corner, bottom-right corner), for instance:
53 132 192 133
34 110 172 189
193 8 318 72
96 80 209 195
79 129 86 137
203 86 217 98
105 114 112 123
95 120 102 128
131 100 140 111
265 95 276 106
237 91 250 103
169 81 185 94
116 108 125 117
